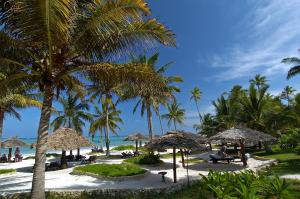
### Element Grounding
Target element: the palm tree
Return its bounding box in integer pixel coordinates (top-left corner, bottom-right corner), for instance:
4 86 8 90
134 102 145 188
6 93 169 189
51 92 92 155
89 104 123 155
190 87 202 123
162 101 185 130
0 1 175 198
249 74 268 90
282 50 300 79
280 86 296 107
130 53 182 139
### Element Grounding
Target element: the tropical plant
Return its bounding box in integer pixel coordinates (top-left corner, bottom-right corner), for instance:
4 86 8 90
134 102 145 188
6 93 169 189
195 113 219 137
282 50 300 79
89 104 123 156
0 0 175 197
129 53 182 138
51 92 92 155
280 86 296 107
249 74 268 90
190 87 202 123
162 101 185 130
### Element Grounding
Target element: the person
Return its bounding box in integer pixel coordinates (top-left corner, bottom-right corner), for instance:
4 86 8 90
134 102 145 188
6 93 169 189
14 147 22 162
1 154 8 162
217 143 228 158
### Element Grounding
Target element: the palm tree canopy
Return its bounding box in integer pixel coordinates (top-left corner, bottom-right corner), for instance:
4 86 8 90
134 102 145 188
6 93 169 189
162 101 185 128
190 87 202 101
282 50 300 79
249 74 268 88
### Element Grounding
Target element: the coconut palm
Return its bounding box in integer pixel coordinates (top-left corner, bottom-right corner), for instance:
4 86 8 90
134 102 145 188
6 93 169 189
130 53 182 139
0 1 175 197
162 101 185 130
89 104 123 155
280 86 296 107
249 74 268 90
282 51 300 79
51 92 92 155
190 87 202 123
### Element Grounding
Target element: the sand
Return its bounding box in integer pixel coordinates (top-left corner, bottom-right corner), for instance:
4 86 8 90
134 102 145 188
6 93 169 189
0 150 284 195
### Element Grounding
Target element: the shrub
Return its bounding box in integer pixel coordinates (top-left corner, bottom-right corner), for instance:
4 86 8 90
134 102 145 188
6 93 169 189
72 163 146 177
124 153 163 165
112 145 135 151
280 129 300 150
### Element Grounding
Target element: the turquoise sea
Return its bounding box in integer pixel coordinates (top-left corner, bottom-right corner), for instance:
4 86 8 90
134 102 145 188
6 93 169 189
0 136 135 156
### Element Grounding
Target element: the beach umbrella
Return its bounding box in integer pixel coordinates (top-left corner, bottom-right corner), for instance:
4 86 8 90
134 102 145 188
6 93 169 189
1 137 29 161
124 133 148 152
46 128 92 168
209 127 277 166
145 130 207 183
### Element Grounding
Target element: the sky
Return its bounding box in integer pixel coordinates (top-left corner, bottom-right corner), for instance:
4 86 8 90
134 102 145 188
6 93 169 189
3 0 300 138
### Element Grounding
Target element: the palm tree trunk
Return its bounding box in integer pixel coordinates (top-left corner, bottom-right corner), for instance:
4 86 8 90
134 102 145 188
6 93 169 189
158 109 164 135
194 100 201 124
77 148 80 156
146 102 153 139
0 110 4 155
31 85 54 199
173 120 184 167
100 129 103 150
60 150 67 169
105 98 110 156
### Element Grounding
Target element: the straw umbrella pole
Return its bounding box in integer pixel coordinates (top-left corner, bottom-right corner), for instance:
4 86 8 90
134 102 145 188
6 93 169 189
124 133 147 152
146 131 207 183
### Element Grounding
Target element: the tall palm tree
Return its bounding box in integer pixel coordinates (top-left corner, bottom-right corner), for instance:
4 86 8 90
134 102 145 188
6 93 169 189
282 50 300 79
89 104 123 155
162 101 185 130
190 87 202 123
280 86 296 107
249 74 268 90
0 1 175 198
130 53 182 139
51 92 92 155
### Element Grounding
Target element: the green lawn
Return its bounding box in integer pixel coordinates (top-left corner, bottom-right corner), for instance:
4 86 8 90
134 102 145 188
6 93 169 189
0 169 16 175
159 152 182 159
72 163 146 177
112 145 135 151
124 154 163 165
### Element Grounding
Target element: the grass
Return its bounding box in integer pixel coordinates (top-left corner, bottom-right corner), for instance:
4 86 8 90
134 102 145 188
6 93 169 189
112 145 135 151
124 154 163 165
0 169 16 175
72 163 146 177
159 152 182 159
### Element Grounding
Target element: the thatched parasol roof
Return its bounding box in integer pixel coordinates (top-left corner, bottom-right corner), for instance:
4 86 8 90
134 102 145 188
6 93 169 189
145 130 207 150
46 128 92 150
124 133 148 141
1 137 30 148
209 127 277 145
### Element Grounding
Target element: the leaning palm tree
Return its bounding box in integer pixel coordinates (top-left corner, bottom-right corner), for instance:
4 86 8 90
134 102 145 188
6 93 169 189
280 86 296 107
89 104 123 156
51 92 92 155
130 53 182 139
282 50 300 79
190 87 202 123
0 1 175 198
249 74 268 90
162 101 185 130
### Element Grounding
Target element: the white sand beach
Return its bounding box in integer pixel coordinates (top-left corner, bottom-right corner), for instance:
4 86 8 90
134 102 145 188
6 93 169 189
0 150 276 196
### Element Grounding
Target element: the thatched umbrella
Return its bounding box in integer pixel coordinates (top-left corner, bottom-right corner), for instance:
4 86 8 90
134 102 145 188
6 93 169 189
145 130 207 183
46 128 92 168
1 137 29 161
124 133 148 152
209 127 277 166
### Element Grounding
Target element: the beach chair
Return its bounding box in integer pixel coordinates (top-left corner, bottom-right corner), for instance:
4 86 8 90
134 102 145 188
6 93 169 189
75 155 85 161
66 155 75 161
209 154 234 164
133 151 140 157
81 155 96 164
45 162 60 171
0 154 8 163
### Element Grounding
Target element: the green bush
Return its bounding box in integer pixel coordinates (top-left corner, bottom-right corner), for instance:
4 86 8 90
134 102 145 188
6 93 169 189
124 153 163 165
0 169 16 175
72 163 146 177
112 145 135 151
280 129 300 149
199 170 291 199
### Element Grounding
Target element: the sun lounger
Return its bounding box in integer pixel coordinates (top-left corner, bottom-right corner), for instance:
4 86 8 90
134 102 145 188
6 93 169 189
121 152 133 158
209 154 234 164
81 155 96 164
0 156 8 163
75 155 85 161
133 151 140 157
45 162 60 171
66 155 75 161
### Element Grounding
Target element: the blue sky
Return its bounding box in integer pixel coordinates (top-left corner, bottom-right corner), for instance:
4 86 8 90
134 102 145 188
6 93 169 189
3 0 300 138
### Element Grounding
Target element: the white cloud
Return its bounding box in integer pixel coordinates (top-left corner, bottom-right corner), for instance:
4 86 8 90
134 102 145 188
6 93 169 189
209 0 300 81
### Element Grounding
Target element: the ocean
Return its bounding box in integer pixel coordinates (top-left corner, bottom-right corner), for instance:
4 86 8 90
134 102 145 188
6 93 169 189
0 136 136 156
